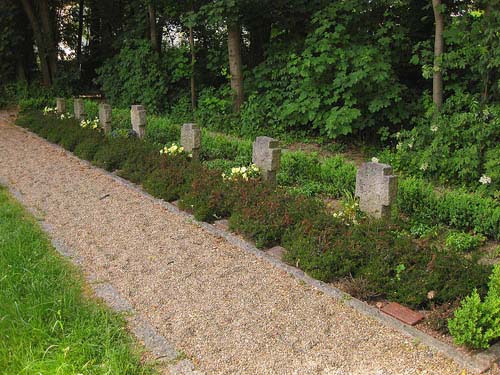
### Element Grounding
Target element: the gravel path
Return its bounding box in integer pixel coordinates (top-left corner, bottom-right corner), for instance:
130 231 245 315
0 112 466 374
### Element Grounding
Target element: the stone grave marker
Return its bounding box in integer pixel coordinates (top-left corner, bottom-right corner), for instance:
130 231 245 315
355 162 398 219
56 98 66 114
181 123 201 159
131 105 146 138
98 103 112 133
252 136 281 184
73 98 85 120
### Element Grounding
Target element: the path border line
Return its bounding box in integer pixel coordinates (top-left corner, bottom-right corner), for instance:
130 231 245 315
3 118 500 374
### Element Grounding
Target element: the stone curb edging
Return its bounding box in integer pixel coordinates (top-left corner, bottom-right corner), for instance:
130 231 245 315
5 120 500 374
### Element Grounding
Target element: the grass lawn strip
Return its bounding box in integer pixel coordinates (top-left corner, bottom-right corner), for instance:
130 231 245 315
0 185 155 374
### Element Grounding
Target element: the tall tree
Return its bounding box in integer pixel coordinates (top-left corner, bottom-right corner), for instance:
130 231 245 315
227 21 244 111
20 0 52 86
76 0 84 70
189 23 197 110
432 0 444 110
39 0 58 81
148 2 160 53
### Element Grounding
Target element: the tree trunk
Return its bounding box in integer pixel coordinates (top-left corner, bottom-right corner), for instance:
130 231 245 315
148 3 160 53
39 0 57 82
189 25 196 110
432 0 444 110
77 0 84 70
248 21 271 68
227 22 244 112
20 0 52 86
16 58 27 82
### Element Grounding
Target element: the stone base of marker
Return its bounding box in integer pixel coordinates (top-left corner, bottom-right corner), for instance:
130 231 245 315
252 136 281 184
265 246 286 260
56 98 66 114
131 105 146 138
214 219 229 231
181 123 201 160
73 98 85 120
98 103 112 133
355 162 397 219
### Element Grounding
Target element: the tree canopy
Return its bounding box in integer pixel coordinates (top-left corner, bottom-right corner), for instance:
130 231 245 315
1 0 499 139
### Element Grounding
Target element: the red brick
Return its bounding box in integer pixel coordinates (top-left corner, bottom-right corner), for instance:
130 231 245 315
381 302 424 326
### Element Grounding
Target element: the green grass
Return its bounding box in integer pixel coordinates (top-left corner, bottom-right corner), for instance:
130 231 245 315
0 186 155 374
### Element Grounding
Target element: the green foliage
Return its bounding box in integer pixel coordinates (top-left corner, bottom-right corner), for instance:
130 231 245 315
319 156 357 197
95 40 168 113
283 218 489 308
397 177 500 239
93 137 136 172
278 151 321 186
180 168 233 222
0 187 153 374
278 152 356 198
392 94 500 193
200 131 252 164
445 231 485 252
73 135 104 161
145 116 181 146
229 184 325 248
142 154 196 202
195 87 236 133
239 0 409 139
449 265 500 349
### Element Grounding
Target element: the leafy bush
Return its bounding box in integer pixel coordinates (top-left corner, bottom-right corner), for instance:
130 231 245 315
229 184 325 248
449 265 500 349
194 87 236 133
117 143 160 184
95 40 168 113
445 231 485 253
200 131 252 164
142 154 196 202
393 94 500 193
92 137 137 172
145 116 180 146
398 177 500 239
283 218 489 308
180 168 233 222
277 151 321 186
319 156 357 197
58 126 87 151
73 135 103 161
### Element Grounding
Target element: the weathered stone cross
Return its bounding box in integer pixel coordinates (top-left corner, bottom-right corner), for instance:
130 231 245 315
181 123 201 159
252 136 281 184
131 105 146 138
98 103 112 133
355 162 398 219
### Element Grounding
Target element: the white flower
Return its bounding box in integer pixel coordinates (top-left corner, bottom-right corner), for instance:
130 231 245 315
371 157 379 163
160 143 185 156
430 124 438 132
408 142 413 149
396 142 403 150
223 163 260 181
420 162 428 171
479 175 492 185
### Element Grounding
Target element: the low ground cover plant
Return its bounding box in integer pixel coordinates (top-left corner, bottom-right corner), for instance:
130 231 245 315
0 186 154 374
16 109 498 349
448 264 500 349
